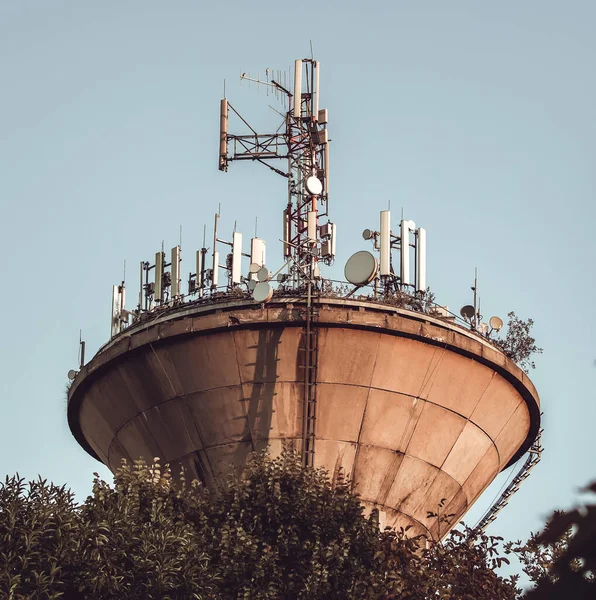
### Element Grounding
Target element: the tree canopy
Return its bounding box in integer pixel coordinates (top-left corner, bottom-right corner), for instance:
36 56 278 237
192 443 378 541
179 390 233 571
0 450 593 599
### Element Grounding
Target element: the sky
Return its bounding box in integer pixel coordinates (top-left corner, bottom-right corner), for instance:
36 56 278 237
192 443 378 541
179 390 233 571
1 0 595 563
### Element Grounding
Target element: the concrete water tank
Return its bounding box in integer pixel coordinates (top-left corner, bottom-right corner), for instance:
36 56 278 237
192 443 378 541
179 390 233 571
67 296 540 539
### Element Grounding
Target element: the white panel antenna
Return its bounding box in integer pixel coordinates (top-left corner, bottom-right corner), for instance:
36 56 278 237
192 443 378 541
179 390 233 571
212 251 219 288
314 61 320 117
212 212 220 289
283 209 291 258
400 219 415 287
219 98 228 171
379 210 390 276
416 227 427 292
155 251 164 303
196 250 205 296
111 285 121 338
110 283 128 337
171 245 180 298
232 231 242 284
251 237 266 267
331 222 336 256
324 141 330 197
293 59 302 118
307 211 317 243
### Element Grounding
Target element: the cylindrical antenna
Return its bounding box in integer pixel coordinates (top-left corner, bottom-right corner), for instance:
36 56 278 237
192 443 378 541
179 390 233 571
380 210 391 276
416 228 427 291
293 59 302 118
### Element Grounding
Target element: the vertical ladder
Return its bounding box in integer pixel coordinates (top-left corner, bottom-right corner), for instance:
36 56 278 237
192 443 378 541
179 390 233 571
301 279 319 468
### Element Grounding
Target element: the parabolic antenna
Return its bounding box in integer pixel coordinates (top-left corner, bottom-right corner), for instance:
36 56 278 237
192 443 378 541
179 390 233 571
460 305 475 320
67 369 77 381
249 262 261 274
277 273 287 283
344 251 378 286
489 315 504 331
248 279 257 292
306 176 323 196
362 229 373 240
253 282 273 303
257 266 270 282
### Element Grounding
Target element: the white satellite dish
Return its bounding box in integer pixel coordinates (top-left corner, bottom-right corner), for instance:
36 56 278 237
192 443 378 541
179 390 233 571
257 266 270 282
67 369 77 381
249 262 261 274
362 229 373 240
248 279 257 292
305 176 323 196
344 251 378 286
460 305 475 320
253 282 273 303
489 315 504 331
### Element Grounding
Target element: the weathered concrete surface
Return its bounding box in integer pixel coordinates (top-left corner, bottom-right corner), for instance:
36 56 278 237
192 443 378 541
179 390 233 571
68 297 540 539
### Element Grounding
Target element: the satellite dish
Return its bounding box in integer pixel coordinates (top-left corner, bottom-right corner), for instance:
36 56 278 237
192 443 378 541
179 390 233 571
249 262 261 274
277 273 287 283
344 251 378 286
253 282 273 303
257 266 270 282
460 305 475 320
305 176 323 196
67 369 77 381
362 229 373 240
248 279 257 292
489 316 503 331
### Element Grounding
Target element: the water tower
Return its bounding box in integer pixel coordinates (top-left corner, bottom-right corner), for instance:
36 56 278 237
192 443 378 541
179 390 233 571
67 58 541 539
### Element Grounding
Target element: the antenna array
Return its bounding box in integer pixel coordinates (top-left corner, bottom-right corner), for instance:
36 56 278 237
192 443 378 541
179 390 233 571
107 211 284 338
346 210 428 297
220 58 334 289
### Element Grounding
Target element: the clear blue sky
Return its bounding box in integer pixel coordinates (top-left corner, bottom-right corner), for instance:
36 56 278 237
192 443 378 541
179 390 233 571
1 0 594 559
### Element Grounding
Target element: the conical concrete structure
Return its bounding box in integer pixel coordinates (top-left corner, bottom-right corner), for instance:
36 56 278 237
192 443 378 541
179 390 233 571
68 296 540 539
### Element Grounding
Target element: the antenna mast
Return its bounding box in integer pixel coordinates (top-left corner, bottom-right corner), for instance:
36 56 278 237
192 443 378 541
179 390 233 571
219 58 333 288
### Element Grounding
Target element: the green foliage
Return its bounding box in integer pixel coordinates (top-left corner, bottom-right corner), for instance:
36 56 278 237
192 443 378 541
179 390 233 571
0 451 523 599
491 312 543 373
507 482 596 599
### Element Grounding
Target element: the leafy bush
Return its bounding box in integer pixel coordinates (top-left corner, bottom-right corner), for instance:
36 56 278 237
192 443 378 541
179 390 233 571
491 311 543 372
0 450 527 599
